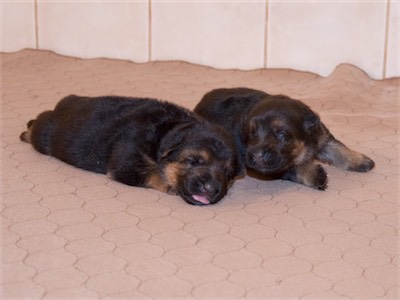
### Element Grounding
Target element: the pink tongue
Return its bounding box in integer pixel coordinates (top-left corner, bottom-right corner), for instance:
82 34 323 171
192 195 210 205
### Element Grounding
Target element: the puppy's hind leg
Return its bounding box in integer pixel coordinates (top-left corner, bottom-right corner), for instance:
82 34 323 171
20 111 57 155
317 137 375 172
19 119 35 143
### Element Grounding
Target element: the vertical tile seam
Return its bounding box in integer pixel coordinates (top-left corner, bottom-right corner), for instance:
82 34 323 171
148 0 152 62
264 0 269 69
34 0 39 49
382 0 391 79
0 4 3 51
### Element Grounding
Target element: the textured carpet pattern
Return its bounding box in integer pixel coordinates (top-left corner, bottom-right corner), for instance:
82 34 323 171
1 50 399 299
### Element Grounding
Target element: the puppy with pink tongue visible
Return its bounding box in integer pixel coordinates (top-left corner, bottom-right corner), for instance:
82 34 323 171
20 95 245 206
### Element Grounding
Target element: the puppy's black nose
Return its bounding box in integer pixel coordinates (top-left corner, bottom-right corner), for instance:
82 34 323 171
248 151 264 166
204 182 213 193
202 181 220 196
262 150 279 164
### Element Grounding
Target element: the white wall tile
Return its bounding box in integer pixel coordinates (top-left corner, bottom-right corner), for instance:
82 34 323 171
1 1 36 52
1 1 395 80
37 0 149 62
151 1 266 69
386 0 399 78
267 1 387 79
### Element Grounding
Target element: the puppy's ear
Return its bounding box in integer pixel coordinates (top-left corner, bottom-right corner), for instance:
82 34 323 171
158 123 193 161
242 117 258 139
159 144 181 162
160 147 174 160
248 118 258 134
303 114 321 135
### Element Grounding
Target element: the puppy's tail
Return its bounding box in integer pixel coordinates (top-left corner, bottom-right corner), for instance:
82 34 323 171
19 119 35 143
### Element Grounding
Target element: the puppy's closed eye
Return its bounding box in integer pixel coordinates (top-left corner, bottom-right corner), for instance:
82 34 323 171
276 131 292 142
184 156 206 166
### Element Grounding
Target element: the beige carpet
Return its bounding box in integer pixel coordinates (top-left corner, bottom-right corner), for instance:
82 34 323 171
1 49 399 299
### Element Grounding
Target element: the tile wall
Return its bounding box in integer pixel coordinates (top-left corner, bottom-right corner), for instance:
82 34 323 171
1 0 398 79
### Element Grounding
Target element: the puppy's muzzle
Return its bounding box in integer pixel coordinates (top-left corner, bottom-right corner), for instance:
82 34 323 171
248 149 280 166
247 149 287 173
184 173 224 206
200 180 221 197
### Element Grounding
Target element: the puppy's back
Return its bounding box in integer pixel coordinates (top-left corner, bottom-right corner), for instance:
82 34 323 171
26 95 194 173
195 88 267 130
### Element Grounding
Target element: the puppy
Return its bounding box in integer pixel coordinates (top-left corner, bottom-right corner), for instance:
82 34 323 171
20 95 244 205
194 87 375 190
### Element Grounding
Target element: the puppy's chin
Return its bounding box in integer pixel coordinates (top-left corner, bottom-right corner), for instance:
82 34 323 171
183 195 212 206
249 165 290 176
246 155 291 175
174 170 229 205
179 192 225 206
178 184 227 206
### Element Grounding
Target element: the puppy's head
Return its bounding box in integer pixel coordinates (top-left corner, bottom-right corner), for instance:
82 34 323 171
242 95 321 175
157 125 244 205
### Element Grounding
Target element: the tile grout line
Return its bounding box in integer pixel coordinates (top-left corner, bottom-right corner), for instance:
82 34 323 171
382 0 391 79
34 0 39 49
148 0 152 62
263 0 269 69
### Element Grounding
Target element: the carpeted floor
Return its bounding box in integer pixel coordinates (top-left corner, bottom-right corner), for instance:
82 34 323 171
1 49 399 299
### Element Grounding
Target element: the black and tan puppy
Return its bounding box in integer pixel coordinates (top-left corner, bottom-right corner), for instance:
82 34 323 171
194 87 375 190
20 95 244 205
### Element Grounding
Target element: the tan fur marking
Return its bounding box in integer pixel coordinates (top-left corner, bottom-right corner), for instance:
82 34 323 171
292 141 310 165
144 153 180 193
340 147 370 170
348 151 368 166
163 162 181 189
271 118 286 129
199 150 210 161
146 172 170 193
319 139 367 170
146 161 183 194
180 149 210 162
295 162 323 187
20 129 32 143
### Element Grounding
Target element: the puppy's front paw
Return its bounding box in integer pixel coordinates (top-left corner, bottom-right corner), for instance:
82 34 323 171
283 163 328 190
314 164 328 190
167 186 177 195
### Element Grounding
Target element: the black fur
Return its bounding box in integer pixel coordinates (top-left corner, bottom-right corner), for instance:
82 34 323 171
20 95 244 205
194 87 375 190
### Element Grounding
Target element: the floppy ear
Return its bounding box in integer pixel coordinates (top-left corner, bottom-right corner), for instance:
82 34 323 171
158 136 184 162
158 123 194 162
160 146 180 161
247 117 259 135
240 116 257 143
303 114 321 135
